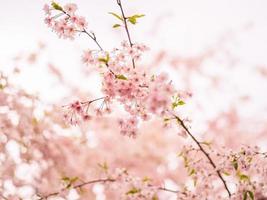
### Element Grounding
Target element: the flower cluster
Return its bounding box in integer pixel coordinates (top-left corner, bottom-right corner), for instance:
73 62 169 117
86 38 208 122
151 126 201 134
42 2 267 200
43 2 180 137
81 42 176 136
43 2 87 39
63 97 110 125
108 168 158 200
177 145 267 199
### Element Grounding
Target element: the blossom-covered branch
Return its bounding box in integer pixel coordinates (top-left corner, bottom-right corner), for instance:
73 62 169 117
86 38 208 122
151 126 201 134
37 169 181 200
172 113 232 197
40 1 267 200
37 178 115 200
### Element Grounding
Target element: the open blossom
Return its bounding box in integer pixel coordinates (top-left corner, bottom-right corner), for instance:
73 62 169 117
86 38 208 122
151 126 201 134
121 40 149 60
80 41 178 135
118 117 138 137
64 3 77 15
43 4 50 15
43 3 88 39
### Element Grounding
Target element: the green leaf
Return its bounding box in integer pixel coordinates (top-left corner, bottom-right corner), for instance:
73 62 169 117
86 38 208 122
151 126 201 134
243 190 254 200
164 118 170 122
113 24 121 28
61 176 79 189
127 14 145 25
115 74 128 80
98 54 110 64
239 174 250 182
128 17 137 24
177 100 185 105
222 171 230 176
108 12 123 21
98 58 108 63
142 176 151 183
232 159 238 170
248 191 254 200
193 178 197 186
0 84 4 90
98 162 109 172
188 168 195 176
200 141 212 148
243 191 248 200
51 2 63 11
61 177 70 182
172 100 186 109
131 14 145 18
152 195 159 200
126 187 141 195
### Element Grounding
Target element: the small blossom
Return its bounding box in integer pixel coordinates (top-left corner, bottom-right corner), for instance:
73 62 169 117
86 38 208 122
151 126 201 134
64 3 77 15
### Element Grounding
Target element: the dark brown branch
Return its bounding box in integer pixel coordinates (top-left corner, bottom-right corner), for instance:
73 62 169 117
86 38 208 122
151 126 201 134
172 113 232 197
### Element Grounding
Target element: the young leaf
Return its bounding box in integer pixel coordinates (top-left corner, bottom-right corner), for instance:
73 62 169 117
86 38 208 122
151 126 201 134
152 195 159 200
142 176 151 183
127 14 145 25
188 168 195 176
232 159 238 170
115 74 128 80
243 191 248 200
247 191 254 200
128 17 137 24
98 162 109 172
164 118 170 122
61 176 79 189
131 14 145 18
51 2 63 11
98 53 110 64
126 187 141 195
108 12 123 21
177 100 185 105
172 99 186 109
243 190 254 200
239 174 250 182
222 171 230 176
113 24 121 28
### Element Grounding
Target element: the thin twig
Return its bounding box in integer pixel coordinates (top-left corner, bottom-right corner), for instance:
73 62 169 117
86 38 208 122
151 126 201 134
158 187 179 194
81 96 107 104
116 0 136 69
62 11 104 51
38 177 183 199
38 178 115 200
61 11 115 76
172 113 232 197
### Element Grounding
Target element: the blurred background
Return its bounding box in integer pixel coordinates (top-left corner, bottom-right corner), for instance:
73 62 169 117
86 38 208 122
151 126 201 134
1 0 267 137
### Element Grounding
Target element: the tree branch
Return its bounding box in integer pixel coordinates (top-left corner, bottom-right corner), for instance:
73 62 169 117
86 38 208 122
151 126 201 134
116 0 136 69
38 178 115 200
37 177 183 199
172 113 232 197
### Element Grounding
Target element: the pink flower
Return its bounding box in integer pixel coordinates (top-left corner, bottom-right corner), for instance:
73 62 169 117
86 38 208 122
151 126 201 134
44 17 53 27
76 16 88 29
82 50 98 65
64 3 77 15
43 4 50 15
65 25 76 39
